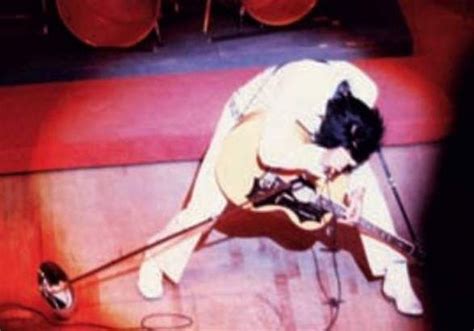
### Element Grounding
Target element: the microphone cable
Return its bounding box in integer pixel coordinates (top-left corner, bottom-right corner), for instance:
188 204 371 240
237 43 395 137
311 180 344 331
0 302 193 330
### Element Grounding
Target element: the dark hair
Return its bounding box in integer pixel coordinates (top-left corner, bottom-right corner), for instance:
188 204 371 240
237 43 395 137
314 81 384 165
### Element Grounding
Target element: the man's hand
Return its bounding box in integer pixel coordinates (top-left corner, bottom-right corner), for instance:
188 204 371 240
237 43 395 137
342 187 365 225
321 147 357 179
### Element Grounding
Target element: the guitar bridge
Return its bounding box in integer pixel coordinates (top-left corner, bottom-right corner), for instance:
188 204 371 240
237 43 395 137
247 174 327 224
275 194 326 223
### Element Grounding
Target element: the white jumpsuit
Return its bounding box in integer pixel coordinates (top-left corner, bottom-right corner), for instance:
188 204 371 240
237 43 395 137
140 59 422 315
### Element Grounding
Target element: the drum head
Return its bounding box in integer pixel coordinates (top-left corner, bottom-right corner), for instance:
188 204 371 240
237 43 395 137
56 0 159 48
243 0 317 26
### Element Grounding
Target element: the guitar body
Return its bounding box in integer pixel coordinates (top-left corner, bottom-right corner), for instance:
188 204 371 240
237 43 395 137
215 112 349 250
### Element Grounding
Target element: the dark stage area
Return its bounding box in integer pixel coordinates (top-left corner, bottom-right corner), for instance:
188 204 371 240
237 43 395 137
0 0 412 85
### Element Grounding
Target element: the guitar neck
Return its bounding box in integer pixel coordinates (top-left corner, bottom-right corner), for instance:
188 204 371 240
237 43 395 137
356 218 417 259
319 197 418 260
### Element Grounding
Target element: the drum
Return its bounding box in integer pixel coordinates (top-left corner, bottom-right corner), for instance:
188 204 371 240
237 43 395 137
242 0 317 26
56 0 160 47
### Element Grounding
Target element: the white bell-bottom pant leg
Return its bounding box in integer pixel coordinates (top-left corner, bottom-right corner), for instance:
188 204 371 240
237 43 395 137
349 162 406 276
350 163 423 315
141 65 276 284
143 105 237 284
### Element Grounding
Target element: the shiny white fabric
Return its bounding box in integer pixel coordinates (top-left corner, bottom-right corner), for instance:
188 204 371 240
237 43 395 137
145 59 403 282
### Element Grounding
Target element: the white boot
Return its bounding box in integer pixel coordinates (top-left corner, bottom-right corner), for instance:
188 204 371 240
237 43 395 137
137 258 164 300
382 261 424 316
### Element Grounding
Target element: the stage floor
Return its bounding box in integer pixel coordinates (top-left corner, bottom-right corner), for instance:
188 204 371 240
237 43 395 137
0 144 436 331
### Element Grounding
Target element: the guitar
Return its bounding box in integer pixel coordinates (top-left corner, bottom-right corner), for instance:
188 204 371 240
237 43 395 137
215 111 424 262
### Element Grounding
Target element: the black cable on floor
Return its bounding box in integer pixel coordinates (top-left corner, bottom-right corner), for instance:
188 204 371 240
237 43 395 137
0 302 193 330
310 182 344 331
